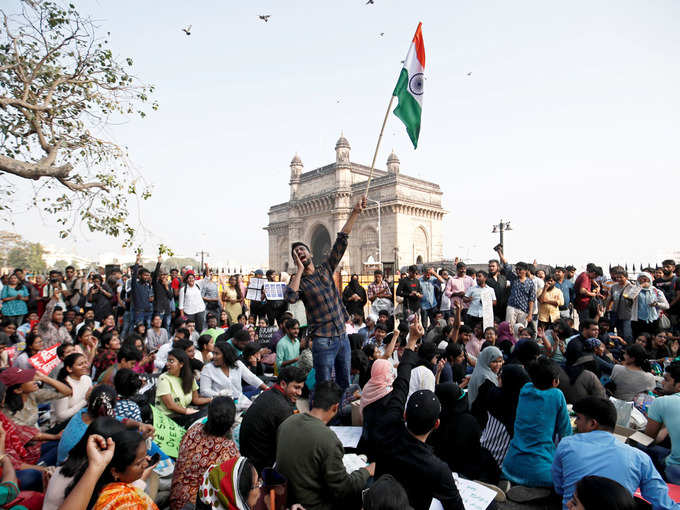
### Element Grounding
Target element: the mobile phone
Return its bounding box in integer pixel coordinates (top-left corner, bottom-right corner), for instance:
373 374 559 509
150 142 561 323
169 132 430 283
407 314 416 323
149 453 160 464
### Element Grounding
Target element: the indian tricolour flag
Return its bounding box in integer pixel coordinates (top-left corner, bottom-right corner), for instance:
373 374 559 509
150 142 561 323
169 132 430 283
392 22 425 149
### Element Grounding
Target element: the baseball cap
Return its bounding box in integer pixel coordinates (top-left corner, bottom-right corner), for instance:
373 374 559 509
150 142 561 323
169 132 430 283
0 366 36 386
254 269 264 277
405 389 441 435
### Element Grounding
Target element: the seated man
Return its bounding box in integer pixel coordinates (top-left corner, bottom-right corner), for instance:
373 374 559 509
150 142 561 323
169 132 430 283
373 322 464 510
239 365 306 473
276 380 374 510
646 362 680 484
552 396 679 510
502 357 572 488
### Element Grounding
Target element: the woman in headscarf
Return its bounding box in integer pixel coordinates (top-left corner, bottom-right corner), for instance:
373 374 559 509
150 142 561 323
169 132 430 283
468 347 503 407
359 359 397 461
631 272 669 337
198 457 261 510
480 364 530 468
496 321 516 356
360 359 393 414
430 383 501 485
408 365 435 401
342 274 367 317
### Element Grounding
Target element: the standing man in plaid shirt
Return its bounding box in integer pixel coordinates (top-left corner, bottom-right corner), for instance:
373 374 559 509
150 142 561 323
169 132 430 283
367 269 393 316
286 197 366 390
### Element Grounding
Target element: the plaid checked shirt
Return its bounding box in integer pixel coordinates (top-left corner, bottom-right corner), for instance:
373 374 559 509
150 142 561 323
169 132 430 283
285 232 350 338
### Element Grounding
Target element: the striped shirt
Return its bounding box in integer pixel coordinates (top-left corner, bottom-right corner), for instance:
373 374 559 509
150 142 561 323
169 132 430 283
285 233 349 338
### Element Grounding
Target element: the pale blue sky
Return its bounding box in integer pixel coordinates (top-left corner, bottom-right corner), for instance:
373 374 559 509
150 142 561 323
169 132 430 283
12 0 680 269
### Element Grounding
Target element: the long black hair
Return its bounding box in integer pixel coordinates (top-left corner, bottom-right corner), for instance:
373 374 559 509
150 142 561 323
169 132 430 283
214 341 239 369
22 331 42 357
625 344 651 372
87 428 145 510
57 352 86 388
168 348 195 395
86 384 117 419
204 396 236 437
229 275 243 301
62 417 126 477
10 271 24 291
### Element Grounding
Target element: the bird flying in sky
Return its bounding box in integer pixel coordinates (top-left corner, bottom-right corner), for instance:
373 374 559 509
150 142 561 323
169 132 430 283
258 15 271 22
182 25 192 36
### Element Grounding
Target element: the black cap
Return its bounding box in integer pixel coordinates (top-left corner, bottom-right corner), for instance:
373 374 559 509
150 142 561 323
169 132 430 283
405 390 441 435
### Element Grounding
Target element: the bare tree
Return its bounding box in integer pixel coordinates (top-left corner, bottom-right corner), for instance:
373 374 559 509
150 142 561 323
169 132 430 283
0 0 157 245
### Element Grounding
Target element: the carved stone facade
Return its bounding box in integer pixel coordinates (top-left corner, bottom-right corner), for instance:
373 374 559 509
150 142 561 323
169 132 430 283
265 135 446 274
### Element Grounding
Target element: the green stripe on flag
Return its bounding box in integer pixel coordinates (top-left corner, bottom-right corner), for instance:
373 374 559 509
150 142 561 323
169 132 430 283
392 68 422 149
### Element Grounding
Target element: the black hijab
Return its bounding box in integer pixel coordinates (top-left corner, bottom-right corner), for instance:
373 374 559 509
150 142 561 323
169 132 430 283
487 364 530 435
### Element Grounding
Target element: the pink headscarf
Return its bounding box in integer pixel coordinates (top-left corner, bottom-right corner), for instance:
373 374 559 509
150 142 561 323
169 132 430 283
360 359 394 414
497 321 516 345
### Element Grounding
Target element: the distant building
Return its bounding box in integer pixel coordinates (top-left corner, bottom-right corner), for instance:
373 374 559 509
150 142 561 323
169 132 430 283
265 134 446 275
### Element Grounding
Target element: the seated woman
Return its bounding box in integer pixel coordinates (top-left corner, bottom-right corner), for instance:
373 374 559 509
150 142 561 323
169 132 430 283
0 380 62 492
198 457 262 510
57 385 117 464
467 346 504 425
429 382 500 485
73 326 97 366
122 334 155 374
170 397 239 510
199 342 267 411
43 417 126 510
12 332 44 371
610 344 656 401
92 314 116 341
53 353 93 427
196 334 214 365
502 357 572 487
0 366 72 429
89 428 159 510
480 364 530 468
113 369 143 422
156 348 211 427
92 331 121 380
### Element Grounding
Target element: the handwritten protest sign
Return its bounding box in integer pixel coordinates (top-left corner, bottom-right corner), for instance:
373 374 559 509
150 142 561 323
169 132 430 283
263 282 286 300
29 343 60 375
429 473 496 510
151 404 186 458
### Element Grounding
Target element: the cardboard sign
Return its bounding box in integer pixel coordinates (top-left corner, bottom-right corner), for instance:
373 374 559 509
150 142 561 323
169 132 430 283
28 344 60 375
151 404 186 458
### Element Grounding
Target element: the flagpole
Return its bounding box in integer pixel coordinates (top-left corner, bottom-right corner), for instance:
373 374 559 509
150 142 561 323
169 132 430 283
364 94 396 198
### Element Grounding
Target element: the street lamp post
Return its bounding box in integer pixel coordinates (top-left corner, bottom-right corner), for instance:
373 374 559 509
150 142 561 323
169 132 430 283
491 219 512 247
366 198 382 267
195 250 210 271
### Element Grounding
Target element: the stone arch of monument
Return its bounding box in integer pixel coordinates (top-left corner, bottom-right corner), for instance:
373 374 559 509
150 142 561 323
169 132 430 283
413 225 429 264
309 223 332 263
360 226 379 265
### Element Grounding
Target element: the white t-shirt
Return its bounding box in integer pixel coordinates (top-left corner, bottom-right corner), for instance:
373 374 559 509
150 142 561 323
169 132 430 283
465 285 496 318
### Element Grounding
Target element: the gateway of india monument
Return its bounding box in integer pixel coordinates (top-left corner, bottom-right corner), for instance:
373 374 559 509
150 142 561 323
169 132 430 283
265 134 446 276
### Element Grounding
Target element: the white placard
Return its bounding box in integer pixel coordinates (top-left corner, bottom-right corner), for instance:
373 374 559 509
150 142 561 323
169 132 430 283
429 473 496 510
263 282 286 300
342 453 368 474
330 426 363 448
246 278 266 301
